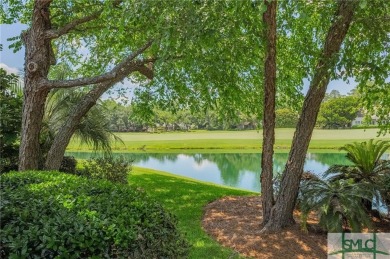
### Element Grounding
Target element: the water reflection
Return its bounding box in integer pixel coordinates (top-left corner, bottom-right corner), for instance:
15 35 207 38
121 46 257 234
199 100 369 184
66 152 350 192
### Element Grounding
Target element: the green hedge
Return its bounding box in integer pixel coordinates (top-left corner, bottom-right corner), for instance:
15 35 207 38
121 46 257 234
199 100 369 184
0 171 189 258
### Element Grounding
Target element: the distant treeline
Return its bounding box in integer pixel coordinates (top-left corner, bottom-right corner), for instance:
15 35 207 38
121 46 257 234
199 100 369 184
103 89 361 132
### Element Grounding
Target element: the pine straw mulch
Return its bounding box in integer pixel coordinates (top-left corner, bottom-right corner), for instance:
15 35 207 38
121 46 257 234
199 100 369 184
202 195 390 259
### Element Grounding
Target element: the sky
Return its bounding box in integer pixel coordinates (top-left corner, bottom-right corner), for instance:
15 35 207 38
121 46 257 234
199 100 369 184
0 23 356 96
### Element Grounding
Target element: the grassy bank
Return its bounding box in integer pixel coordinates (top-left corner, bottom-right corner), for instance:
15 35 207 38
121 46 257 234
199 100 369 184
129 167 254 259
67 128 390 152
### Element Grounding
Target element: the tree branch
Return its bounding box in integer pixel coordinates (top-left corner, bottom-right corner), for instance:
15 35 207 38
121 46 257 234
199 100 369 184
43 39 154 89
45 10 103 39
135 63 154 80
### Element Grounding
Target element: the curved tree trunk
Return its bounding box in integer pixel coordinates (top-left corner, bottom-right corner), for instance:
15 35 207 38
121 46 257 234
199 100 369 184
19 1 53 170
43 79 121 170
44 63 150 170
261 0 358 232
44 85 109 170
261 0 277 225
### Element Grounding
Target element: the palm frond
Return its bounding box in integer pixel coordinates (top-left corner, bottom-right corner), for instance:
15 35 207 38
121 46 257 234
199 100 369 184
43 88 121 155
300 179 373 232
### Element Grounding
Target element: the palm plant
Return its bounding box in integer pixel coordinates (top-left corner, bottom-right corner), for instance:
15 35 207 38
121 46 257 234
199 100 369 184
324 139 390 212
300 179 374 233
38 63 121 165
41 88 120 159
325 140 390 183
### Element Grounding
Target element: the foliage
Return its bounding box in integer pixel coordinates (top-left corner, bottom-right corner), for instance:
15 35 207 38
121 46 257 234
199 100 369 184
275 108 299 128
43 74 119 155
103 100 260 132
300 179 373 232
81 156 132 184
323 90 342 102
325 139 390 183
317 96 359 128
273 170 318 207
129 167 252 258
382 173 390 211
0 68 22 173
324 139 390 212
0 171 189 258
59 156 77 174
103 100 134 132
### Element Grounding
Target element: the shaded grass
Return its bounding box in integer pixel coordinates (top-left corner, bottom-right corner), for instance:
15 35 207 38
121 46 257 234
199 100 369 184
67 129 390 152
129 167 255 259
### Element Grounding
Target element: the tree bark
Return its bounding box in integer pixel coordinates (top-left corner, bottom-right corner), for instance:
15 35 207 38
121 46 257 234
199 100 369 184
19 1 53 170
261 0 358 232
260 0 277 225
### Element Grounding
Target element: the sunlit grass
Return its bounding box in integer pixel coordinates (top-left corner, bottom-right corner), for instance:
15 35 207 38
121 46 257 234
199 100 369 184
129 167 255 259
67 128 390 152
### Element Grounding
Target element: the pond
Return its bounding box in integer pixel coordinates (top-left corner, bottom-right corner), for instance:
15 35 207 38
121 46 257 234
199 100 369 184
66 152 360 192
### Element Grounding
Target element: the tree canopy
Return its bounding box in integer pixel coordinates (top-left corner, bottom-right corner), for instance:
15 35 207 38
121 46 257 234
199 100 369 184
1 0 389 233
318 95 359 128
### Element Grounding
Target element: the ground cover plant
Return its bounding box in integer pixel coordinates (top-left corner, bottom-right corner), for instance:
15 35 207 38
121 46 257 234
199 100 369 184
129 167 254 259
0 171 189 258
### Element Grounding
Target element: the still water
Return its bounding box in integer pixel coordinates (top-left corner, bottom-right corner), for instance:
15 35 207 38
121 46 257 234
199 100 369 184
66 152 355 192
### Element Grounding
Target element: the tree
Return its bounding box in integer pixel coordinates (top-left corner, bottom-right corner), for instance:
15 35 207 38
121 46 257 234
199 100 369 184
0 69 22 172
2 0 264 170
275 108 298 128
262 0 360 232
42 88 117 157
260 0 277 225
323 89 342 101
317 96 359 128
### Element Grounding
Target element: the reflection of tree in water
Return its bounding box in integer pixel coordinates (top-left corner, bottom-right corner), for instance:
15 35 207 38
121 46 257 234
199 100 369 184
198 153 258 186
273 153 289 173
66 152 137 162
199 153 292 187
308 153 351 167
129 153 179 163
67 152 350 189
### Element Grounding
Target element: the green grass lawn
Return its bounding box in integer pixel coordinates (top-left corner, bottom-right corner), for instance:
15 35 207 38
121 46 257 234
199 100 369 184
129 167 255 259
67 128 390 152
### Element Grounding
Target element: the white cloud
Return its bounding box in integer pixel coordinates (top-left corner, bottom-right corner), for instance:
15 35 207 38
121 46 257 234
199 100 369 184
0 63 19 74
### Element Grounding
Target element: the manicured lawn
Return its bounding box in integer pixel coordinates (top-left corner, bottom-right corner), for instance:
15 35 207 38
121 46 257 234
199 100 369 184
129 167 255 259
67 128 390 152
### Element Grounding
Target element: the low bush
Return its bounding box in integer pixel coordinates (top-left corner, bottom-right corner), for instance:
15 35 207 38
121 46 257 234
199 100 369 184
81 156 131 184
0 171 189 258
59 156 77 174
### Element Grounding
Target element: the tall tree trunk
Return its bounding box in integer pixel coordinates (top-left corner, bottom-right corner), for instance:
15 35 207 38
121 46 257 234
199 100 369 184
261 0 358 232
19 0 53 170
261 0 277 225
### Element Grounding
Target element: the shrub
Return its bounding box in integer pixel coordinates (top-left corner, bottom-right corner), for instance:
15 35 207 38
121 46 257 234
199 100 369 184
0 69 22 174
59 156 77 174
0 171 189 258
300 179 373 232
81 156 132 184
